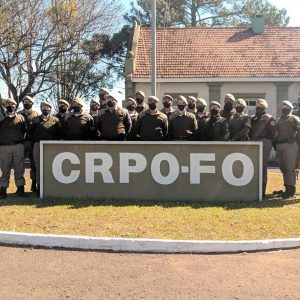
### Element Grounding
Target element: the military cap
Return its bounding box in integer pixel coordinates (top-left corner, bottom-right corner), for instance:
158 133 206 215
163 94 173 101
196 98 207 107
281 100 293 109
106 95 117 102
187 96 197 102
58 99 69 106
177 95 188 105
40 101 52 109
23 95 34 103
136 91 145 98
127 97 137 106
73 97 84 107
91 98 100 105
6 98 17 105
224 94 236 102
210 101 221 108
236 98 247 108
100 87 109 94
257 98 268 108
148 95 160 102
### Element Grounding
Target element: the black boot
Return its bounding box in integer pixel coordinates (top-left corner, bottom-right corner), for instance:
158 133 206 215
282 185 291 199
289 186 296 198
31 179 37 192
0 187 7 199
16 186 29 198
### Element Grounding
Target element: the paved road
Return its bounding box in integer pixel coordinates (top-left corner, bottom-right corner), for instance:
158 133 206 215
0 246 299 299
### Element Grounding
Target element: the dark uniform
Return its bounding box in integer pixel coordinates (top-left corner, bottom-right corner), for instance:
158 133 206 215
126 110 139 141
18 108 39 185
169 111 197 140
28 114 62 190
136 109 168 141
249 100 277 197
64 113 96 140
220 109 235 123
0 101 26 198
229 113 251 141
136 104 148 114
275 101 300 198
160 107 175 119
97 106 131 141
202 114 230 141
193 112 209 140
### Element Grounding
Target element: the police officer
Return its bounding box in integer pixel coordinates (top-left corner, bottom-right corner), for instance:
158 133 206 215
99 88 109 109
187 96 197 115
275 100 300 198
55 99 70 130
135 91 148 114
169 95 197 140
202 101 230 141
0 98 27 198
193 98 209 140
126 98 138 141
97 95 131 141
89 98 100 121
28 102 62 196
18 95 39 192
249 98 277 197
160 95 175 118
135 96 168 141
228 98 251 141
221 94 236 122
64 97 96 140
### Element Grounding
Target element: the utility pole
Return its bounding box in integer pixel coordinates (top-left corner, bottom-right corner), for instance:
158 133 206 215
151 0 156 96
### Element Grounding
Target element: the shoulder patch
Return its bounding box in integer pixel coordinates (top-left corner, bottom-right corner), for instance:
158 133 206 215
270 120 276 126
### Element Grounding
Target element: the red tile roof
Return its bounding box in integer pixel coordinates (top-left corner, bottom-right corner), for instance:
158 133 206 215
133 27 300 79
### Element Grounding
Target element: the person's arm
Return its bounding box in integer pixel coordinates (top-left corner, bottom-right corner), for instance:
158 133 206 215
124 111 132 135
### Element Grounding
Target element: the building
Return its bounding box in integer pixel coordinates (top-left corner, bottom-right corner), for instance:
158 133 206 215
124 16 300 118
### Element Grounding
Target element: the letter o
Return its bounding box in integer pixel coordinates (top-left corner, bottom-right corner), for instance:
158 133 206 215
222 153 254 186
151 153 179 185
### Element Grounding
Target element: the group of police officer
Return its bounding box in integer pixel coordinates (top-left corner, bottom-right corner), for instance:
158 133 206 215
0 87 299 200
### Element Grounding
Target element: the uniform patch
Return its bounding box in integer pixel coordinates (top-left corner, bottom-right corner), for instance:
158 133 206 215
270 120 276 126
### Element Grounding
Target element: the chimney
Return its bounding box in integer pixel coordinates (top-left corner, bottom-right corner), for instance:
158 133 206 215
252 15 265 34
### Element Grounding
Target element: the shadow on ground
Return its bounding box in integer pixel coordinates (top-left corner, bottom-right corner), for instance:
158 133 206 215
0 192 299 210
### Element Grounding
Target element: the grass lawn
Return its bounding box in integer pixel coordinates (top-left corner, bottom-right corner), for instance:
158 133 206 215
0 171 299 240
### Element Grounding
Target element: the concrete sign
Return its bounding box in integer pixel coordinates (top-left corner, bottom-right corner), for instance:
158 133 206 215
41 141 262 202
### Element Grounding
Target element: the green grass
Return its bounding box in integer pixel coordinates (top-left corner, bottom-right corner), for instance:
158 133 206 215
0 172 299 240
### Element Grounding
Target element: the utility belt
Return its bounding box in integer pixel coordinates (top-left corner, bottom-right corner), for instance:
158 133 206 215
276 137 295 145
0 141 23 146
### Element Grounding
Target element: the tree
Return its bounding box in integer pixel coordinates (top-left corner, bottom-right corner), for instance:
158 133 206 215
0 0 122 106
125 0 289 28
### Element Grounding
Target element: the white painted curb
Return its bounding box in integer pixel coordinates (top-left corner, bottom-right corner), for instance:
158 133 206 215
0 231 299 253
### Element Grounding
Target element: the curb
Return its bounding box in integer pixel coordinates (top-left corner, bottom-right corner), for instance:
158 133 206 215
0 231 299 253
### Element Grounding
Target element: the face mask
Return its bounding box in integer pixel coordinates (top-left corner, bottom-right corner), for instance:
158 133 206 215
163 102 171 108
197 106 205 113
188 103 195 110
24 103 32 110
73 106 82 113
91 105 98 112
100 94 106 101
100 104 106 109
127 105 136 111
224 102 233 112
107 101 116 108
148 103 157 110
236 107 244 113
282 108 291 115
136 98 144 104
6 106 16 113
42 110 50 116
59 106 67 114
177 105 186 111
256 107 265 116
211 109 219 116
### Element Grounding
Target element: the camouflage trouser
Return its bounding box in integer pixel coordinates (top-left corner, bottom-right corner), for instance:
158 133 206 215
260 138 273 187
33 142 40 184
24 140 36 180
277 142 298 186
0 143 25 188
